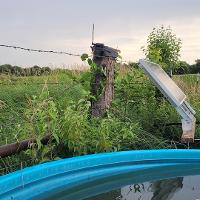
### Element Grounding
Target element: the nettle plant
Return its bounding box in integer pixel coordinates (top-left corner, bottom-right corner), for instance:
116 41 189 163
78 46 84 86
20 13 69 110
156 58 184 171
16 86 61 162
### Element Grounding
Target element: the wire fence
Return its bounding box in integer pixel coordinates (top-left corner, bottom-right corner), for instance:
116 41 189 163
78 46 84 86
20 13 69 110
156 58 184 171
0 43 200 176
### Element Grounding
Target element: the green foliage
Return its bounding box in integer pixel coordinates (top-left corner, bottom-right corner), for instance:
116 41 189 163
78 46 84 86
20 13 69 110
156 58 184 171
188 59 200 74
128 62 140 69
155 100 181 140
81 53 107 101
172 59 200 75
142 25 182 70
20 87 60 143
60 98 167 155
81 53 89 61
0 72 87 145
18 95 60 161
174 61 190 74
114 69 157 131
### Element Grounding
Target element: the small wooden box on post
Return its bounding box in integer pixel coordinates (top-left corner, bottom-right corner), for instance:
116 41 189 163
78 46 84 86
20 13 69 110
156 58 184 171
91 43 119 117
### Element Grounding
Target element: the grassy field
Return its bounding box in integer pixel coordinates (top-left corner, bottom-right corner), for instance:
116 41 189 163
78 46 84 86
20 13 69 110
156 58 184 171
0 69 200 174
0 71 88 143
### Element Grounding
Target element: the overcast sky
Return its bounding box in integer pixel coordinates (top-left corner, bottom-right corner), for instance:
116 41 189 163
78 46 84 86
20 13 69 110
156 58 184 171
0 0 200 68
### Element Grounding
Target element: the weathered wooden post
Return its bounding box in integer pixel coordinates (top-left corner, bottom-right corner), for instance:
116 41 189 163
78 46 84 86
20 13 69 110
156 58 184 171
91 43 119 117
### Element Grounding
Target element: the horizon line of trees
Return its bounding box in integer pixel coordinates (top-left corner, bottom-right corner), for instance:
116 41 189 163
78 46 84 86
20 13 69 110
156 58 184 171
127 59 200 75
0 59 200 77
0 64 51 76
173 59 200 74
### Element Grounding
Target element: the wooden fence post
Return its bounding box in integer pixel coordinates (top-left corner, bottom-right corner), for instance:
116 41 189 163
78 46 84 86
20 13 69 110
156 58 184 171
90 43 119 117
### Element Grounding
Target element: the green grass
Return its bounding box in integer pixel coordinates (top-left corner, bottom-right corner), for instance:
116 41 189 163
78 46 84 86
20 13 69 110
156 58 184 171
0 72 88 145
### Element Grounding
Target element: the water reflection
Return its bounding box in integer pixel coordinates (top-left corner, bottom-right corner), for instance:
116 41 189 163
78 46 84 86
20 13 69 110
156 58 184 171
88 175 200 200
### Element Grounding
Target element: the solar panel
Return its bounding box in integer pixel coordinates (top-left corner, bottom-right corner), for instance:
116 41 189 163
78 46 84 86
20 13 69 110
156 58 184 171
139 59 186 107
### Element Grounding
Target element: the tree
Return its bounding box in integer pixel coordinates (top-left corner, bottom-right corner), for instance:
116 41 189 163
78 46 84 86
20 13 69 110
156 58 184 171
41 67 51 75
12 66 22 76
189 59 200 74
142 26 182 71
195 59 200 66
31 65 41 76
174 61 190 74
0 64 12 74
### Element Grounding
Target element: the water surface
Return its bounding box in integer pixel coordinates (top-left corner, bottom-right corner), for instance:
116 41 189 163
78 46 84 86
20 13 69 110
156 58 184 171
88 175 200 200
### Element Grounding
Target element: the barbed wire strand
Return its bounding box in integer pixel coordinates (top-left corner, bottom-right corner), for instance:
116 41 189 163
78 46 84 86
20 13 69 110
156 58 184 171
0 44 130 63
0 44 82 57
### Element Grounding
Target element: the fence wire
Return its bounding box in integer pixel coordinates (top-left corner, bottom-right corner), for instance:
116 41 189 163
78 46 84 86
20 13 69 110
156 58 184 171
0 44 82 57
0 44 130 63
